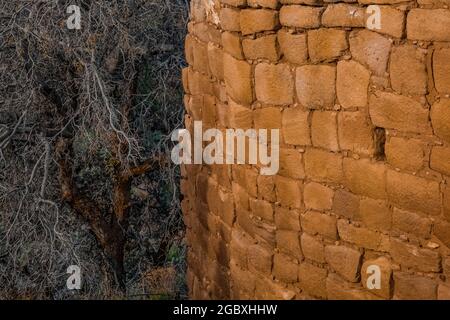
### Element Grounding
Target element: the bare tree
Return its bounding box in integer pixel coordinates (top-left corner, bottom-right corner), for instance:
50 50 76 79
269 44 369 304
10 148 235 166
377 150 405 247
0 0 187 298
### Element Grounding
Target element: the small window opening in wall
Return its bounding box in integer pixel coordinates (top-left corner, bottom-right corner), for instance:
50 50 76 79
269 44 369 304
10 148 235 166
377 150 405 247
374 127 386 161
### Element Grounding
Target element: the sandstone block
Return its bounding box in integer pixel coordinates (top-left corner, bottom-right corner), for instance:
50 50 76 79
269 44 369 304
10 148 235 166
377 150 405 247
386 170 441 215
296 65 336 109
221 0 247 7
248 0 278 9
282 108 311 146
385 137 424 172
336 60 370 109
230 228 254 268
407 9 450 41
298 263 328 298
390 45 427 96
253 107 282 130
222 31 244 59
349 30 391 76
433 48 450 95
220 7 241 31
248 242 273 275
228 100 253 128
230 264 256 298
304 182 334 211
394 272 437 300
308 28 348 63
438 284 450 300
279 148 305 179
250 198 274 222
343 158 387 200
301 211 338 240
223 53 253 105
322 4 365 27
301 233 325 263
392 208 432 239
277 30 308 65
373 6 405 38
275 176 303 209
280 5 322 28
273 253 298 283
255 63 294 105
304 148 344 183
369 91 430 134
311 111 339 152
338 111 374 156
333 189 360 219
207 43 224 81
390 238 441 273
275 206 301 231
185 34 195 65
358 198 392 232
444 186 450 221
276 230 302 258
430 146 450 176
326 273 381 300
243 35 279 62
258 175 276 202
337 220 389 251
431 99 450 144
325 245 362 282
240 9 280 35
434 219 450 248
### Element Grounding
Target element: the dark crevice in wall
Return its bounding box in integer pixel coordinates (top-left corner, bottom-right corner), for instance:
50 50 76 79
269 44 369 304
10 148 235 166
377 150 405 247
374 127 386 161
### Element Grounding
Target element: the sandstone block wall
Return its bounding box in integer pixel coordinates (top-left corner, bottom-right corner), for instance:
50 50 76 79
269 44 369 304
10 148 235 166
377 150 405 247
181 0 450 300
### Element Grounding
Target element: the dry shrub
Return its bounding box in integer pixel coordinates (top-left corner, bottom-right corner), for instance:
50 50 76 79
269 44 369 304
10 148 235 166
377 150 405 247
143 266 177 298
0 0 188 299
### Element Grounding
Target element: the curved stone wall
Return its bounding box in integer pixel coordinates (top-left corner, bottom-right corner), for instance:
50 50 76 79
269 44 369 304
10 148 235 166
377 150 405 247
182 0 450 299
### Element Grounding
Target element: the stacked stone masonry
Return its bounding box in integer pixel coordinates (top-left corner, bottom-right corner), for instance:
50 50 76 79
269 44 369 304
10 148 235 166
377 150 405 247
182 0 450 300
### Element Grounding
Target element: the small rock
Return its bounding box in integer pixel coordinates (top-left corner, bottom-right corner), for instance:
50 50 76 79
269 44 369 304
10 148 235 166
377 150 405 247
427 242 440 249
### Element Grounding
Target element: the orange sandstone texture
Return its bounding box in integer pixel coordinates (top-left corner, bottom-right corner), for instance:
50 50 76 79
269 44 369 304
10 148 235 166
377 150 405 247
183 0 450 300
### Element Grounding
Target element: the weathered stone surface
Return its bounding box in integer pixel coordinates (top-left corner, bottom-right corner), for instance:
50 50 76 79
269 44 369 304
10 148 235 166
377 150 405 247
282 108 311 146
277 30 308 65
308 29 348 63
337 60 370 109
385 137 424 172
240 9 280 35
338 111 374 155
298 263 328 298
369 91 430 134
255 63 294 105
325 245 362 282
407 9 450 41
280 5 322 28
431 99 450 144
302 211 338 240
386 170 441 216
322 4 365 27
343 158 387 200
390 238 441 273
394 272 438 300
301 233 325 263
349 30 391 76
337 220 388 251
243 35 279 62
296 65 336 109
223 53 253 105
390 45 427 96
433 49 450 96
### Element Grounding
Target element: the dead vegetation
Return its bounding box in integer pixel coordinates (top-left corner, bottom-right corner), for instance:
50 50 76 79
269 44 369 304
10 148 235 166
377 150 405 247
0 0 188 299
